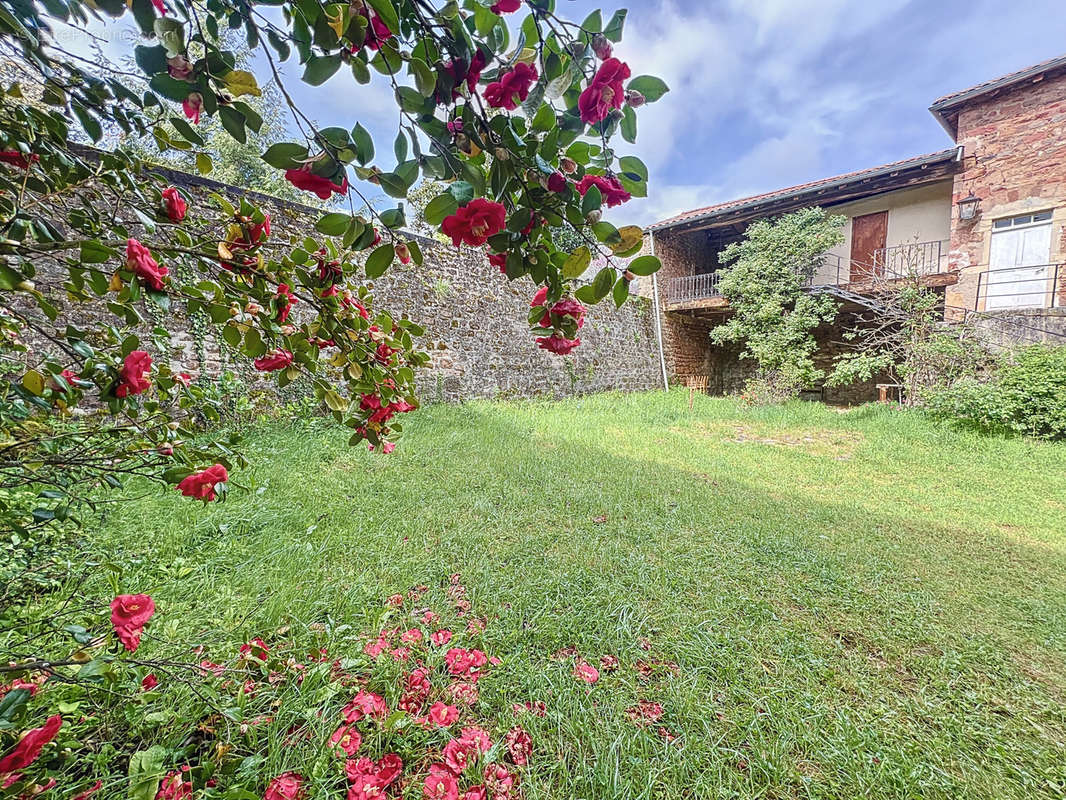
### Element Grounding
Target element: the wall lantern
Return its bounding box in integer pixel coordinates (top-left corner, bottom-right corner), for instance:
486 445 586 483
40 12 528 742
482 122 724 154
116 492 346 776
956 192 981 221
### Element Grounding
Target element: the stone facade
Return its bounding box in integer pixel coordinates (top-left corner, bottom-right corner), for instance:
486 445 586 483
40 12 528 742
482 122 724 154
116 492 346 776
19 163 662 405
947 69 1066 311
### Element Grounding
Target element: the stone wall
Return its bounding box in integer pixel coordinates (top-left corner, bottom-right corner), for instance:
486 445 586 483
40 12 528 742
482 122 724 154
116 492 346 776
948 70 1066 311
32 162 662 404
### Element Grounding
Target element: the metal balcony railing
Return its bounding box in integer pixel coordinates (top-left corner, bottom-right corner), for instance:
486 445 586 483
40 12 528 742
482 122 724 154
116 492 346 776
872 240 948 277
664 241 953 306
975 264 1065 311
664 272 723 304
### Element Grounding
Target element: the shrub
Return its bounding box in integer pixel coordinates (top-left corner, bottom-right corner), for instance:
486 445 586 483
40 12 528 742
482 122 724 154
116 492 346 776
923 344 1066 439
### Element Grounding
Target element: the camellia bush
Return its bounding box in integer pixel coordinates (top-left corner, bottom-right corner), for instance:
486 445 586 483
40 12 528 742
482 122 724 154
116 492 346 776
0 0 666 795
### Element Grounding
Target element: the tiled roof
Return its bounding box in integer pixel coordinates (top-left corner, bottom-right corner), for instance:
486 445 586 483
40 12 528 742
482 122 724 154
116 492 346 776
647 148 961 232
929 53 1066 111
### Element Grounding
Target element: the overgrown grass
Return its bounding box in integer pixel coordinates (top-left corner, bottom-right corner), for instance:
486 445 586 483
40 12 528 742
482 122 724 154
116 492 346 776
90 391 1066 799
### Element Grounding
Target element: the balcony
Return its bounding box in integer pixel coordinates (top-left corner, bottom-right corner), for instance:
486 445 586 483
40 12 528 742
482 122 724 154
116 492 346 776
664 239 956 313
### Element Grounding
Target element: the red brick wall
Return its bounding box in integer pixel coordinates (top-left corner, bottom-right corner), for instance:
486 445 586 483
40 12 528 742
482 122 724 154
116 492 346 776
650 228 714 379
948 72 1066 311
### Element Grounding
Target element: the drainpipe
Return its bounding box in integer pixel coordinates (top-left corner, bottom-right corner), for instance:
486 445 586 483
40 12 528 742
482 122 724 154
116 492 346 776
648 231 670 391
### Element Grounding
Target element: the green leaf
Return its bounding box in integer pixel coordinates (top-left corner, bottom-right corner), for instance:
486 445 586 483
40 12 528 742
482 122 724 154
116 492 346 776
393 131 408 163
365 0 399 34
196 152 213 174
626 75 669 102
134 44 168 75
0 688 30 724
447 181 475 205
316 213 351 236
365 243 394 278
377 172 408 199
626 255 662 276
128 746 167 800
423 193 459 226
302 53 342 86
613 275 631 307
562 246 591 279
619 155 648 182
218 105 246 144
262 142 309 169
591 267 615 301
80 241 118 264
603 8 627 42
72 104 102 142
622 105 635 145
581 185 602 216
351 123 374 166
410 57 435 97
378 207 405 229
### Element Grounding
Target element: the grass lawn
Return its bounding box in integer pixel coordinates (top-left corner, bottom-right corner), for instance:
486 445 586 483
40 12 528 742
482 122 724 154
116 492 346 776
88 390 1066 799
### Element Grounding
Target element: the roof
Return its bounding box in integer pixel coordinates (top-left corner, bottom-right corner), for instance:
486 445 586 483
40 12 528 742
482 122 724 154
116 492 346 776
647 147 962 233
929 53 1066 137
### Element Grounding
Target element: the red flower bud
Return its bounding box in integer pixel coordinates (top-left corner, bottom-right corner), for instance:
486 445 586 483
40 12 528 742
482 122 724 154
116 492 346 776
591 34 612 60
625 89 646 108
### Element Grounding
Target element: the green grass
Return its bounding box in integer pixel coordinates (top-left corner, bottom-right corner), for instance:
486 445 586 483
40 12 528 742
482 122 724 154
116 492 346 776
91 391 1066 799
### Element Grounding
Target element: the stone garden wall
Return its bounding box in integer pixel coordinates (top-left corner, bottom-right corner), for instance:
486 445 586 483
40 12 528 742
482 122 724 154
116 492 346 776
100 162 663 404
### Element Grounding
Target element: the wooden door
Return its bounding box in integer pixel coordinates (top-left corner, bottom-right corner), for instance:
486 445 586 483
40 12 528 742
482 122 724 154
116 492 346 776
849 211 888 282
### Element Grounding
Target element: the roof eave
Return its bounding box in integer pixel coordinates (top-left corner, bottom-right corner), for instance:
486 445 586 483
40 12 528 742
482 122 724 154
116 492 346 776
647 146 963 234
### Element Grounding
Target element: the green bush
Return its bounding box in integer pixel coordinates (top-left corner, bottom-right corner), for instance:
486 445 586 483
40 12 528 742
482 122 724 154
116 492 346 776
924 344 1066 439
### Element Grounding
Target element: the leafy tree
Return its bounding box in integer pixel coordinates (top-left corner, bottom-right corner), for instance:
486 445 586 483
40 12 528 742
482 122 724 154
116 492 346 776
711 207 845 401
0 0 667 793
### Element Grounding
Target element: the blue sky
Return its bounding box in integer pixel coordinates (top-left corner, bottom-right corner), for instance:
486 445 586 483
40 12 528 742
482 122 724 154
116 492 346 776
85 1 1066 227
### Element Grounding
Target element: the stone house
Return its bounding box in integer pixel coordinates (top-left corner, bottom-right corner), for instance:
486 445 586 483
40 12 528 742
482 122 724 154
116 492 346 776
645 54 1066 398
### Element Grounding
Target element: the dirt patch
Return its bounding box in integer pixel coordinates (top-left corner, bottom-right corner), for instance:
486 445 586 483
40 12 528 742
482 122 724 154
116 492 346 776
671 422 864 460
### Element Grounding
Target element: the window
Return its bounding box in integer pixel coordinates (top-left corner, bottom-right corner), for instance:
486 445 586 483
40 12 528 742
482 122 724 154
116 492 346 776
993 211 1053 229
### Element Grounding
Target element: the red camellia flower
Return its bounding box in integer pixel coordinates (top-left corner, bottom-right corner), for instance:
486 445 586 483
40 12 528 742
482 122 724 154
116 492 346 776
423 764 459 800
110 593 155 652
505 726 532 765
346 754 402 799
0 150 39 169
445 738 476 775
441 199 506 248
573 660 600 683
0 715 62 774
459 726 492 754
343 690 387 723
330 723 362 756
578 58 631 124
551 298 586 329
239 638 270 660
535 333 581 355
462 788 487 800
547 171 568 193
264 772 303 800
167 54 192 80
484 62 538 110
530 286 551 327
360 9 392 50
427 702 459 727
576 174 632 207
71 781 103 800
284 166 349 200
182 92 203 124
156 768 192 800
482 764 514 797
491 0 521 12
487 252 508 273
439 50 487 103
160 187 187 222
126 239 168 291
115 350 152 397
254 349 294 372
176 463 228 502
401 628 423 643
430 629 453 647
142 673 158 691
274 284 298 323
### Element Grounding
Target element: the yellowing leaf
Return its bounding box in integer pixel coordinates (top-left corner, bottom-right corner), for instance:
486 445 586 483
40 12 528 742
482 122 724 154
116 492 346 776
222 69 261 98
325 4 349 37
610 225 643 256
22 370 45 396
108 271 124 292
218 241 234 261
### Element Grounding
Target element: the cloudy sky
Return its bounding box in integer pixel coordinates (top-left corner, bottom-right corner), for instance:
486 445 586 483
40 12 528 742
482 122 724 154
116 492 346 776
279 0 1066 227
81 1 1066 228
